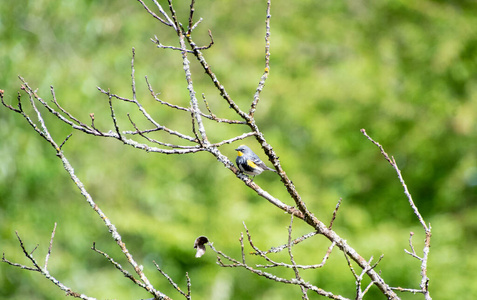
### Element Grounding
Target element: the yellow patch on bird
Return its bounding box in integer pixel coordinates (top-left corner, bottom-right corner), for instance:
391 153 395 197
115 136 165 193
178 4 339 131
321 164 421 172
237 151 244 156
247 160 257 168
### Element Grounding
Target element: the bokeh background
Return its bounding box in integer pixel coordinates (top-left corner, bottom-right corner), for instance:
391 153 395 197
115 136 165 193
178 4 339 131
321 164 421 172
1 0 476 299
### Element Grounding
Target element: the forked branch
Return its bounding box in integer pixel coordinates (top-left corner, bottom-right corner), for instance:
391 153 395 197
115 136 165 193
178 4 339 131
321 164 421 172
1 0 432 299
2 224 93 299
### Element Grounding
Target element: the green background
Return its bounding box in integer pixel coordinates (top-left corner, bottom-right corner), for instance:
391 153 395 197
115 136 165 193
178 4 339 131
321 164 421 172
1 0 476 299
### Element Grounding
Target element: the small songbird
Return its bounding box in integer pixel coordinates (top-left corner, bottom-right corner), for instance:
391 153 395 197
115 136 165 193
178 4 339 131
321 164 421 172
235 145 276 177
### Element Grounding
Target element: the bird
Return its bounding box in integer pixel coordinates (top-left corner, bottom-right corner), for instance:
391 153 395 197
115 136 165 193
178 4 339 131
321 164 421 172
235 145 276 177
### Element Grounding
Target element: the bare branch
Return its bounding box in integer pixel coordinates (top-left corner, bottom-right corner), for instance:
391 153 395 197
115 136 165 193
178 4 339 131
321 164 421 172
154 260 191 299
92 242 147 289
328 198 342 229
249 0 272 117
245 223 334 270
2 1 432 298
131 47 137 102
97 86 198 143
51 86 94 132
187 0 196 35
209 132 257 147
137 0 174 27
167 0 181 34
261 231 318 254
361 128 431 299
190 17 202 32
404 232 422 260
183 32 250 122
145 75 189 111
4 85 171 299
20 77 98 138
170 5 209 147
240 232 246 264
0 89 21 112
127 114 198 149
201 93 247 124
107 89 122 140
209 240 350 300
2 229 95 299
152 36 195 53
29 243 39 256
344 253 383 300
186 272 191 298
194 30 214 51
360 129 428 231
44 222 57 270
287 216 308 299
2 253 38 272
59 133 73 150
391 286 428 294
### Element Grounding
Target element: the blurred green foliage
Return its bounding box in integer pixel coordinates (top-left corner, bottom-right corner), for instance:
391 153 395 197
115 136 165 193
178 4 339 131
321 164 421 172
1 0 476 299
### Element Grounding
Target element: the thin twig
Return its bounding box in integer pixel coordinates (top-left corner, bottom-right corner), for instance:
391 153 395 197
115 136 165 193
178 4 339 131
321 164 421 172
245 223 334 270
187 0 196 35
361 128 431 299
51 86 93 131
127 114 200 149
194 30 214 50
0 89 21 113
131 47 137 102
2 230 94 299
328 198 342 229
287 215 308 299
151 0 176 29
137 0 173 27
44 223 57 270
240 231 246 264
98 86 198 143
201 93 245 124
92 242 147 288
344 254 382 300
360 129 428 231
170 1 209 147
186 272 191 299
260 231 318 254
210 242 349 300
29 244 39 256
59 134 73 150
154 261 190 299
108 90 122 140
391 286 428 293
249 0 272 117
190 17 202 31
404 232 422 260
19 77 99 138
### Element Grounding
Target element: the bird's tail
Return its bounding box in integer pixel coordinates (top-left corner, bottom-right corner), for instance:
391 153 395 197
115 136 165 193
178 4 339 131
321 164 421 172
268 166 277 172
